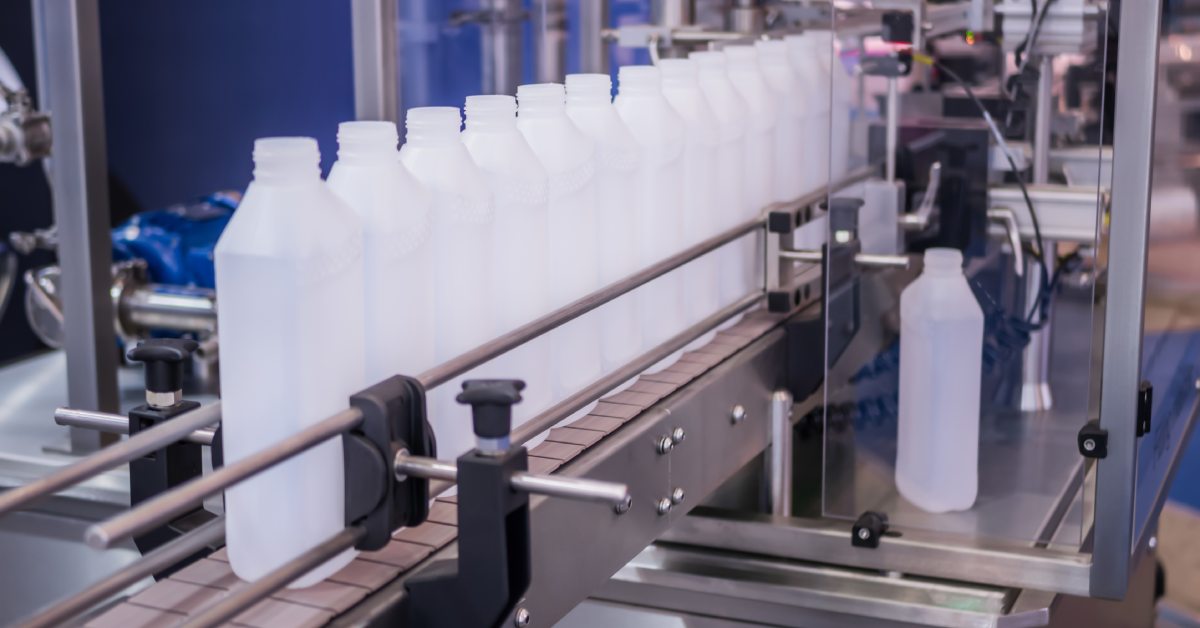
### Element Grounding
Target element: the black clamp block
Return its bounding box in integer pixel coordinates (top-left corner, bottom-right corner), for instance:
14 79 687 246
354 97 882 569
346 375 436 551
852 511 889 548
128 338 198 400
860 51 912 78
1137 380 1153 438
882 11 914 45
1078 420 1108 459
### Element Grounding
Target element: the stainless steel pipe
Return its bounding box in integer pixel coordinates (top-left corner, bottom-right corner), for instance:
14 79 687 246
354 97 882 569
86 407 363 550
779 249 910 269
394 452 631 509
54 407 216 446
183 526 365 628
0 402 222 517
19 517 225 628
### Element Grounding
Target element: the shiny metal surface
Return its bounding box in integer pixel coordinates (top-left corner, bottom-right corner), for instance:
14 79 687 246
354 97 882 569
0 402 221 518
780 249 911 269
988 208 1026 277
886 77 898 182
184 526 365 628
351 0 399 122
662 509 1092 596
19 516 224 628
1093 0 1163 599
576 0 608 73
52 407 216 446
85 407 361 550
120 284 216 335
767 389 793 517
35 0 120 450
987 185 1105 243
900 162 941 230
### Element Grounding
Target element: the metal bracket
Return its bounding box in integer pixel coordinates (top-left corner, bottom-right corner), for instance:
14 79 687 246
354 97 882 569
852 511 890 548
1077 420 1108 459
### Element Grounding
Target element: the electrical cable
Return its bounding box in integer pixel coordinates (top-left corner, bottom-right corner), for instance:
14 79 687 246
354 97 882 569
913 52 1053 327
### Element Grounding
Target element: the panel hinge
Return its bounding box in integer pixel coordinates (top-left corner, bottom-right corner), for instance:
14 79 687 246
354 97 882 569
1136 380 1153 438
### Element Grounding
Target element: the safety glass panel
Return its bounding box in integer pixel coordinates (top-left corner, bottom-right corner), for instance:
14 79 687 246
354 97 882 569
818 2 1111 550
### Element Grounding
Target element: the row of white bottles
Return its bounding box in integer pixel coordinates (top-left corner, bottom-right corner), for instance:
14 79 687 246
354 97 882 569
214 36 846 587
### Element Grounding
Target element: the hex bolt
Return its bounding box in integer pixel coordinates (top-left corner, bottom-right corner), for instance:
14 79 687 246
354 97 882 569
614 495 633 515
671 487 685 505
1083 438 1096 452
514 607 531 627
730 404 747 424
671 427 686 444
656 497 673 515
656 435 674 455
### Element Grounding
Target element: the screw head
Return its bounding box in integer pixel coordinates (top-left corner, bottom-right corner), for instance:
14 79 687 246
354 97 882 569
1083 438 1096 452
614 495 632 515
514 607 530 627
656 435 674 454
656 497 673 515
857 528 871 541
671 487 685 504
671 427 686 444
730 404 747 424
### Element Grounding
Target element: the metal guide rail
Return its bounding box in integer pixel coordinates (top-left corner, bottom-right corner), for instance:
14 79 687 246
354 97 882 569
0 165 873 627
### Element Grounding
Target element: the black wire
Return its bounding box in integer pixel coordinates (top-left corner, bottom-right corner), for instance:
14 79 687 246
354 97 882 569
929 58 1052 327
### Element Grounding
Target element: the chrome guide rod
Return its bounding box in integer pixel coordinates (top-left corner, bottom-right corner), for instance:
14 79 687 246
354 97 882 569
54 407 216 445
417 217 764 390
0 402 222 517
768 389 794 516
512 291 764 448
394 452 631 509
183 526 366 628
780 250 910 269
19 517 226 628
886 76 898 182
86 408 363 550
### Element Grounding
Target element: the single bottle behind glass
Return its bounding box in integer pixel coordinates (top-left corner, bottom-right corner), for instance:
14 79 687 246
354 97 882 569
215 137 363 586
896 248 984 513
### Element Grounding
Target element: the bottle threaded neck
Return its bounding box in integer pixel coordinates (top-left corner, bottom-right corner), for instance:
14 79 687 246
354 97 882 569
565 73 613 106
617 65 662 96
465 95 518 131
517 83 566 117
253 137 321 182
658 58 698 88
923 248 964 275
405 106 462 144
337 121 398 163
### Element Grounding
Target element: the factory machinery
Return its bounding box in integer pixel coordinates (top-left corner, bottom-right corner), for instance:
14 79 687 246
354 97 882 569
0 0 1195 626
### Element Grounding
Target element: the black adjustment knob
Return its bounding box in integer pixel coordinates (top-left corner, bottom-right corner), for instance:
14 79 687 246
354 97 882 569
127 338 198 396
456 379 525 452
882 11 914 45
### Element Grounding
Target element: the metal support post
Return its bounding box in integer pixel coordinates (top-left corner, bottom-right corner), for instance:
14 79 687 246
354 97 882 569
886 77 898 182
1092 0 1163 599
482 0 525 95
351 0 400 123
578 0 609 73
767 389 794 516
34 0 118 450
1020 54 1056 412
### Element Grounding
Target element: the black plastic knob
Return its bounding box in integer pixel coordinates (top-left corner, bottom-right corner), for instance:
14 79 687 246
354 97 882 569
127 338 198 394
827 197 864 233
456 379 525 440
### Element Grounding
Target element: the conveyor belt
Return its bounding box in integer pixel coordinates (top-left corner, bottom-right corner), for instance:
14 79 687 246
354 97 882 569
83 309 785 627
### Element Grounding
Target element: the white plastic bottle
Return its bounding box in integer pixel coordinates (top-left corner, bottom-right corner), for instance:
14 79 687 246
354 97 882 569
690 50 754 307
216 137 362 586
785 33 834 251
516 83 604 398
755 40 806 202
565 73 644 370
400 107 496 460
724 45 777 209
460 94 554 423
659 58 721 324
613 65 688 347
896 248 985 513
327 121 436 383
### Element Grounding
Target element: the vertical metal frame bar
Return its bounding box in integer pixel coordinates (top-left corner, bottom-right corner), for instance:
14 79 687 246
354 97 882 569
34 0 119 450
578 0 609 74
351 0 399 123
1091 0 1163 600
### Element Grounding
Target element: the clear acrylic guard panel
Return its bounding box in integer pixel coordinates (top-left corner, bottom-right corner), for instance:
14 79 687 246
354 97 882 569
819 3 1112 550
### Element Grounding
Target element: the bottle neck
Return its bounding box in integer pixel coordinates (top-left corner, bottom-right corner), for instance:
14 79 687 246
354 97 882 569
923 248 964 277
465 95 518 133
565 73 613 107
252 137 321 184
618 66 662 99
337 121 399 165
405 107 462 146
517 83 567 120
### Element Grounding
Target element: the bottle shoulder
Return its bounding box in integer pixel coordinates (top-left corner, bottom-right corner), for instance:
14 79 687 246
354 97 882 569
216 182 363 260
